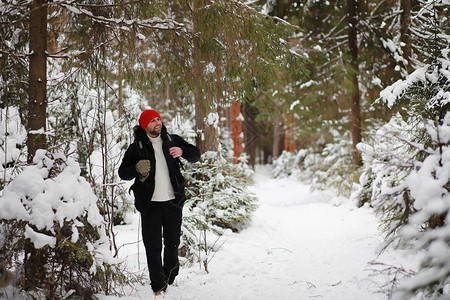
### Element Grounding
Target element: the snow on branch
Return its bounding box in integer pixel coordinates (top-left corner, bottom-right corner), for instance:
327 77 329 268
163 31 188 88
0 150 118 267
57 1 186 32
378 52 450 108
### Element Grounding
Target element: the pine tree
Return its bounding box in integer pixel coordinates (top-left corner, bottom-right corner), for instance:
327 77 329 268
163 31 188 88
357 1 450 296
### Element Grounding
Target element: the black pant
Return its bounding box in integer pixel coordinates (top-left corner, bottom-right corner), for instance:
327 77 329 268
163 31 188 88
141 200 182 292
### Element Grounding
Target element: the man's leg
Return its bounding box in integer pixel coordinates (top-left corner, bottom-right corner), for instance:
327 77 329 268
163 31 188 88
162 200 183 284
141 202 167 292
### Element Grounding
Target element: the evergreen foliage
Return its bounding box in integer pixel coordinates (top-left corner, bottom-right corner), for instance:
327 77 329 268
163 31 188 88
258 0 448 164
0 1 29 116
271 150 303 179
358 48 450 298
181 151 258 266
1 0 296 295
271 130 356 197
358 114 419 235
0 106 27 189
1 0 449 296
408 0 449 67
259 1 354 152
311 132 356 196
0 150 129 299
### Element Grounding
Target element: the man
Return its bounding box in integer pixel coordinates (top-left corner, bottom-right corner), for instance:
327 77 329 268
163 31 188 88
119 109 200 295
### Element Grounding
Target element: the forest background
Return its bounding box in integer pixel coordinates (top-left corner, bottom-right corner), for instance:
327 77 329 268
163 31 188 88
0 0 449 299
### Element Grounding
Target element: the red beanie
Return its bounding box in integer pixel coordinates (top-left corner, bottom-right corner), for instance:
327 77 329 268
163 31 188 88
139 109 161 130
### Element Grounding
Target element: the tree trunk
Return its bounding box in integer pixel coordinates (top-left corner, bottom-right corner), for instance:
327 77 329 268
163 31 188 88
231 100 243 163
25 1 48 288
272 115 281 160
284 115 295 152
23 239 47 290
347 0 362 166
243 101 258 166
194 95 219 153
28 0 48 163
400 0 412 72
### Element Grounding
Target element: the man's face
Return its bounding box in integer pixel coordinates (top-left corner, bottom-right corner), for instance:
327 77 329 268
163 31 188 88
145 117 162 137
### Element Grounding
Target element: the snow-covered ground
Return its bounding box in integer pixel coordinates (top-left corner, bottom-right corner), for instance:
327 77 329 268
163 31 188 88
99 166 418 300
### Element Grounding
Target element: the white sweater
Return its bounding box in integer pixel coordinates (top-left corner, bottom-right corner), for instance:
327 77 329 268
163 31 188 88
149 135 175 202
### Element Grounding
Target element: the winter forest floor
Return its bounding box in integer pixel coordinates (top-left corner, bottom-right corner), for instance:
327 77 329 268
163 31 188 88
99 165 419 300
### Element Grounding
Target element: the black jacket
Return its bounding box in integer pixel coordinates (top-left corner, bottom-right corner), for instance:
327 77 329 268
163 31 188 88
118 125 200 213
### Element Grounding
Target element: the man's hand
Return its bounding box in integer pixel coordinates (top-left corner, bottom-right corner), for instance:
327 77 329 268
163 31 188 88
136 160 150 182
169 147 183 158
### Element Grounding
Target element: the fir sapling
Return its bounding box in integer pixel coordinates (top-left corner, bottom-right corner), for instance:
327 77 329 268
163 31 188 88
0 150 130 298
180 150 258 268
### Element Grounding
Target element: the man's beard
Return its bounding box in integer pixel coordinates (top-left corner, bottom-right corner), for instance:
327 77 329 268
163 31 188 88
148 128 161 137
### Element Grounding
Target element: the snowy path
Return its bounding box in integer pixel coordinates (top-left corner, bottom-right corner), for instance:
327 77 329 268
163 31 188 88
102 166 405 300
